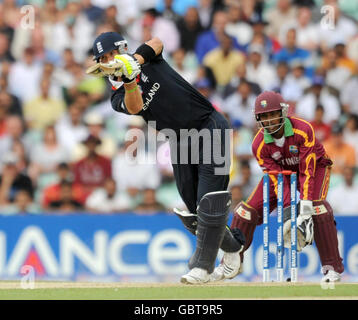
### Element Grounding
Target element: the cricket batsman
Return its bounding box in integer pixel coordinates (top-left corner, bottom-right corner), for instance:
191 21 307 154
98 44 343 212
212 91 344 283
87 32 245 284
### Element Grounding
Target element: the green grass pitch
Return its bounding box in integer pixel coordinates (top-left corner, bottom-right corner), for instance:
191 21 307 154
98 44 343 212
0 282 357 300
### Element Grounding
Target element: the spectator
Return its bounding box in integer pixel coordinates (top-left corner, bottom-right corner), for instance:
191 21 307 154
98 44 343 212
128 8 180 54
0 86 22 119
0 189 37 215
0 151 33 205
318 0 358 52
98 4 122 34
28 124 69 186
310 104 331 143
280 60 311 103
51 1 95 63
112 0 141 39
225 3 253 47
264 0 297 41
72 111 116 161
168 48 198 84
0 32 14 64
48 180 84 214
81 0 104 26
10 138 28 174
195 10 244 63
341 75 358 115
321 48 352 92
23 77 66 131
229 184 243 212
273 28 314 78
0 6 14 45
323 123 356 175
52 48 78 96
245 43 276 91
85 177 131 213
327 166 358 215
7 47 43 103
134 188 167 214
222 80 257 129
176 6 204 53
156 0 198 17
223 63 261 98
334 43 357 75
295 75 340 124
270 61 290 93
160 0 182 23
197 0 215 30
290 5 319 51
343 114 358 166
55 101 88 155
0 190 40 215
248 16 281 60
0 115 28 164
73 134 112 199
234 160 258 201
112 119 161 198
203 32 245 88
41 162 86 210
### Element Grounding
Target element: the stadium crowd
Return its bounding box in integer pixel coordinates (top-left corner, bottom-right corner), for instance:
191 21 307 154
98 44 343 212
0 0 357 215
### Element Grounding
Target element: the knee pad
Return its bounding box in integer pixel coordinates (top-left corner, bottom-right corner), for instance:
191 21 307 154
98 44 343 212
197 190 231 226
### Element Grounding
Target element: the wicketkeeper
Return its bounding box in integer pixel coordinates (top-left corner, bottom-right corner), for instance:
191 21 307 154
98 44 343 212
212 91 344 283
87 32 245 284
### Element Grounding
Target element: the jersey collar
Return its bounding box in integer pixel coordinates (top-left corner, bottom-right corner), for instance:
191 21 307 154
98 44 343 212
263 118 294 143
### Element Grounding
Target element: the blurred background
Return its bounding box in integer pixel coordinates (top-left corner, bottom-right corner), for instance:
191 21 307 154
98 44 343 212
0 0 357 283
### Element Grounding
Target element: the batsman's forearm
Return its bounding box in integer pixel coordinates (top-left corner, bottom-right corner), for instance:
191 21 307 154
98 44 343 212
124 81 143 114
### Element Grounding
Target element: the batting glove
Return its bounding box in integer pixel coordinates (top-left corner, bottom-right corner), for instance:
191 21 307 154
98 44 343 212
100 54 141 82
113 54 141 81
99 58 125 77
86 63 106 77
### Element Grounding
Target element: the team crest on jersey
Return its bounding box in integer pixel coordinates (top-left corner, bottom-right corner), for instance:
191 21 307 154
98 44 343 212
260 100 267 108
289 145 298 154
272 151 282 160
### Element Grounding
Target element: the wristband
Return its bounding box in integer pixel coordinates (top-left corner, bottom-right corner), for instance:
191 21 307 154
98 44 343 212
135 43 156 63
125 84 138 93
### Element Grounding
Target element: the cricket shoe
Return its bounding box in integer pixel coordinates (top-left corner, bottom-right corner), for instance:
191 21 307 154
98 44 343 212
180 268 210 284
321 269 341 283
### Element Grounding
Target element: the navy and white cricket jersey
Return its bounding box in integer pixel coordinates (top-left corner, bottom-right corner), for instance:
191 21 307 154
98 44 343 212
110 53 214 133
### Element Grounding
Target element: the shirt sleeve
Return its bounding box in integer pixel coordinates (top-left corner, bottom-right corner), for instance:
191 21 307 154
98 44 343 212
296 123 317 201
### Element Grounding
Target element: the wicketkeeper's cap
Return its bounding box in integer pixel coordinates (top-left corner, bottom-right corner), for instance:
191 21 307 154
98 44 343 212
254 91 287 116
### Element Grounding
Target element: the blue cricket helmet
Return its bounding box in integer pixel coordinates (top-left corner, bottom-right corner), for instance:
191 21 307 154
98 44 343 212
92 32 128 61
